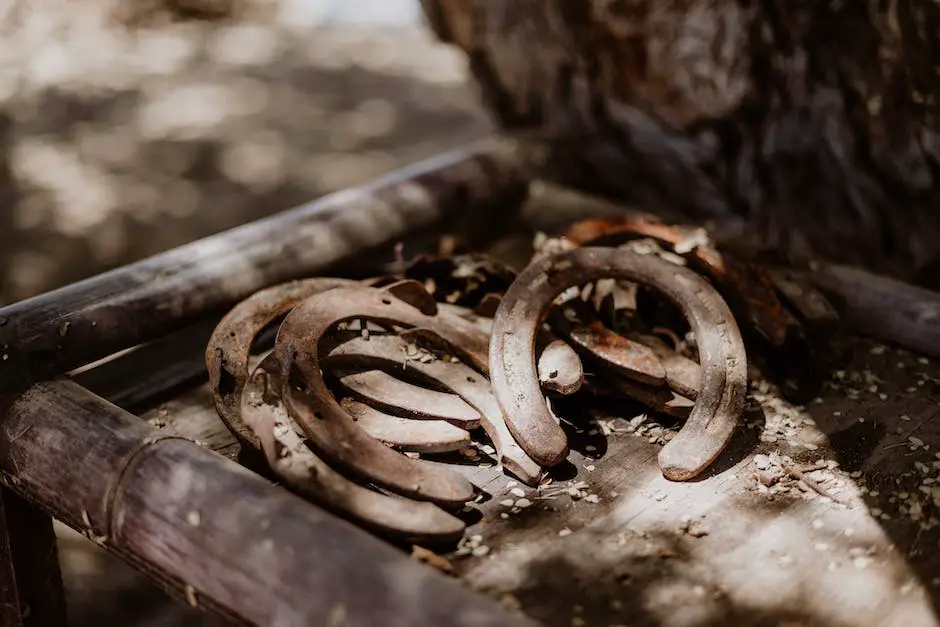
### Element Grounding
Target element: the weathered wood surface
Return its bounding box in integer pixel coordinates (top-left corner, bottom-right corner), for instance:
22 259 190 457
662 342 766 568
0 139 529 393
35 182 940 626
446 341 940 627
0 381 535 627
0 488 68 627
58 181 940 625
812 264 940 360
83 317 940 627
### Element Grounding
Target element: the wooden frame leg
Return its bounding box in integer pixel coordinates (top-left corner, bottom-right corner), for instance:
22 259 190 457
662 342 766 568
0 488 68 627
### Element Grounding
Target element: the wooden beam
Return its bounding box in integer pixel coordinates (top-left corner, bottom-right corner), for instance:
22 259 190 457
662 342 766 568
0 489 68 627
0 140 529 392
0 381 536 627
68 315 221 411
810 264 940 358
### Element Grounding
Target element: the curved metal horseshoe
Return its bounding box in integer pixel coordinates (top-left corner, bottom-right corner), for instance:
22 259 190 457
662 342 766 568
275 282 495 503
627 332 701 400
337 370 482 428
241 354 466 543
490 247 748 481
206 278 359 449
340 397 472 454
326 333 544 486
537 339 585 395
564 216 832 403
550 298 666 387
565 217 791 348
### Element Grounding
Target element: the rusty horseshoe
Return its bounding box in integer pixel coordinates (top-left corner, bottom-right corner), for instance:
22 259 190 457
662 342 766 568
275 281 540 494
206 278 359 449
550 297 667 387
241 353 466 542
339 397 472 454
326 333 544 485
490 247 748 481
336 369 482 428
564 216 831 402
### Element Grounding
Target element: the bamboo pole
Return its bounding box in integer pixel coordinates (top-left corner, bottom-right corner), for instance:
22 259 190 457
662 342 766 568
0 488 67 627
0 140 529 393
810 264 940 358
0 381 536 627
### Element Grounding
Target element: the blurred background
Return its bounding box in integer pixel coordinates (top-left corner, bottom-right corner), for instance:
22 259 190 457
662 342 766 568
0 0 492 623
0 0 492 307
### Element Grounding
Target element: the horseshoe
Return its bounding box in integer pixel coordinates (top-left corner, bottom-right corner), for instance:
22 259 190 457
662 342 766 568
326 333 544 486
340 397 472 454
537 339 585 395
551 298 667 387
564 217 828 402
437 301 585 396
588 374 695 419
565 218 791 342
336 341 580 413
627 332 701 400
490 247 748 481
206 278 359 449
572 326 699 417
240 354 466 543
337 370 482 428
274 281 502 500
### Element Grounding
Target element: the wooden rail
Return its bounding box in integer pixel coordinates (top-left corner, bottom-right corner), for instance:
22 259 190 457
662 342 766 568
0 142 533 625
811 264 940 359
0 139 529 393
0 381 535 627
2 135 938 626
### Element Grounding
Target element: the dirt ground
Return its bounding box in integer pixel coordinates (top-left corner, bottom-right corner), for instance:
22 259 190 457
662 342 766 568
0 2 493 623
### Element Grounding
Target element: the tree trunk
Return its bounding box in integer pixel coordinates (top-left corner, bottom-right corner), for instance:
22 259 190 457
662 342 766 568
419 0 940 284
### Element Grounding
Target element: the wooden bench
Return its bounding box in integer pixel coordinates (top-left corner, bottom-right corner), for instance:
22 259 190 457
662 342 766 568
1 141 939 627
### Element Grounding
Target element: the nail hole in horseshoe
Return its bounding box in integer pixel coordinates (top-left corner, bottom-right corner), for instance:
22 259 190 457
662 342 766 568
217 368 237 399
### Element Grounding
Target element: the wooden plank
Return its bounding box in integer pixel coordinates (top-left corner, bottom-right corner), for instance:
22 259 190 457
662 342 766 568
0 381 536 627
48 184 940 625
447 339 940 627
812 264 940 359
0 489 25 627
0 139 529 393
0 489 68 627
69 316 221 411
128 335 940 627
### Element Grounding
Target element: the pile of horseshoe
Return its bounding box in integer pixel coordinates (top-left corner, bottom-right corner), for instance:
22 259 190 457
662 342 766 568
206 216 843 544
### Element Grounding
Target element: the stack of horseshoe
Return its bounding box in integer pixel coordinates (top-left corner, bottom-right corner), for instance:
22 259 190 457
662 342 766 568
206 216 842 544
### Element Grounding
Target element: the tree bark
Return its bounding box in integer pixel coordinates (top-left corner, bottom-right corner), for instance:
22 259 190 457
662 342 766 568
420 0 940 283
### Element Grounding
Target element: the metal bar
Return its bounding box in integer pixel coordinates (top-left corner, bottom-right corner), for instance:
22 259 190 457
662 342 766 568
0 140 529 392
